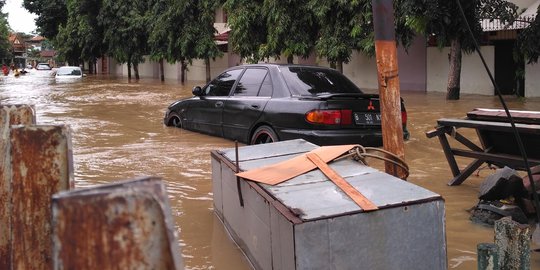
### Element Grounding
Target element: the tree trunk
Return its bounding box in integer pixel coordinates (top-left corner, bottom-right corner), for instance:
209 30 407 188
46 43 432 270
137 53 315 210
180 60 187 83
134 63 140 80
447 38 462 100
287 55 294 64
336 60 343 74
159 59 165 81
127 60 132 80
205 58 211 82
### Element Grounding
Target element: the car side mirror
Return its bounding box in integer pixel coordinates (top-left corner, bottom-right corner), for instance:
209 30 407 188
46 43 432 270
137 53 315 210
192 86 204 96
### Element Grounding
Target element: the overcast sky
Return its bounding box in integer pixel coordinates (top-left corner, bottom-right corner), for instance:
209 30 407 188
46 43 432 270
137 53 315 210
3 0 37 34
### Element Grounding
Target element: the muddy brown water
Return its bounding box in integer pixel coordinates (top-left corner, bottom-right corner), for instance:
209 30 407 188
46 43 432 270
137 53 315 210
1 72 539 269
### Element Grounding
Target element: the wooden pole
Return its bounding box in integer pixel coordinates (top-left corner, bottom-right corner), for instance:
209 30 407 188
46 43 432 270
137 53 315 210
371 0 406 178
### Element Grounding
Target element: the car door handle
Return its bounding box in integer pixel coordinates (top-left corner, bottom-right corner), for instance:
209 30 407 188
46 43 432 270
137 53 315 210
215 101 224 108
250 104 260 109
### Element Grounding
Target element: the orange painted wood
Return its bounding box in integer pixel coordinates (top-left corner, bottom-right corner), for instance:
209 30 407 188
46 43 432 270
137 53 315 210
236 145 357 185
306 153 378 211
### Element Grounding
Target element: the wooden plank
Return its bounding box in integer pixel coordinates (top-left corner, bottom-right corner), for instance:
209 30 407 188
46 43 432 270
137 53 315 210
451 149 540 169
437 118 540 134
306 153 378 211
468 108 540 125
437 133 461 177
448 159 485 186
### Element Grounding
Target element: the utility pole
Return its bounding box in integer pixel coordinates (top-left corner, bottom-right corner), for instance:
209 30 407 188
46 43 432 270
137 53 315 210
371 0 406 178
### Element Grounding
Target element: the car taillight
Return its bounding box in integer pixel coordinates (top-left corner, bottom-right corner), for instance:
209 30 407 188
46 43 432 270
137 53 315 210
401 111 407 126
305 110 352 125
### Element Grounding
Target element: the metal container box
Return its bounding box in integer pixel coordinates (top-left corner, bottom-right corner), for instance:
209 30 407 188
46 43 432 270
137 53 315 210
211 139 446 270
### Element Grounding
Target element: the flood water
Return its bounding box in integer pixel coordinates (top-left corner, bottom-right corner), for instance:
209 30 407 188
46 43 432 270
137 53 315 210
1 71 539 269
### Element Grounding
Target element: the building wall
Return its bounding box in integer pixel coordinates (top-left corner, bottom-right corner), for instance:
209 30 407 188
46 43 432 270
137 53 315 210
525 62 540 97
343 51 379 91
427 46 495 95
109 45 530 98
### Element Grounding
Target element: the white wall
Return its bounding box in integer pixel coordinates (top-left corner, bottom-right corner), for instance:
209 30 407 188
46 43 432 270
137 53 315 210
427 46 495 95
525 62 540 97
343 51 379 91
185 53 230 81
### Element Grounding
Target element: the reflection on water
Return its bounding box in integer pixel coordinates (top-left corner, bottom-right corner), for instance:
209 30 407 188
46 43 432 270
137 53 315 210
1 72 539 269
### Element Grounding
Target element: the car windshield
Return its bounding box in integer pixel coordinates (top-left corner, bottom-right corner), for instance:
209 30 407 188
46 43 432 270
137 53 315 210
36 64 51 70
280 66 363 96
57 68 81 76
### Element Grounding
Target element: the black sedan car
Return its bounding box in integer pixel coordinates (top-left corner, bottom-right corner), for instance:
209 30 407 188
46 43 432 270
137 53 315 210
164 64 409 146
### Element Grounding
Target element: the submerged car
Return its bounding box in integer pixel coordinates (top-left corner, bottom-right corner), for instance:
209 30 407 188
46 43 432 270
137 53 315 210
164 64 409 146
55 66 83 79
36 63 52 70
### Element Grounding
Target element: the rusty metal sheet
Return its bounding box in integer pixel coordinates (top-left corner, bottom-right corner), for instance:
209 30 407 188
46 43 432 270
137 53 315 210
10 125 73 270
0 104 36 269
51 177 183 270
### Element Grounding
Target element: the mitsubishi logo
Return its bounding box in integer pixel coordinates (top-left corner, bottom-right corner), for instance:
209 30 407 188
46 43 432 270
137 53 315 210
367 101 375 111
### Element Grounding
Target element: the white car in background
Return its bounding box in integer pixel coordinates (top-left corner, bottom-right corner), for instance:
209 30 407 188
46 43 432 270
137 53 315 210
55 66 84 80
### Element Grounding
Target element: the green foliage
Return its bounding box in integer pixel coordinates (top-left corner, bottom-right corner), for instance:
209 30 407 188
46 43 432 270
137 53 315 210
223 0 266 62
517 7 540 63
99 0 150 65
0 13 11 61
23 0 68 38
400 0 518 53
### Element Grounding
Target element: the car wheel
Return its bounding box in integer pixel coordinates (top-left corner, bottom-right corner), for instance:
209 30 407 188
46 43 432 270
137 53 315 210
166 113 182 128
250 126 279 145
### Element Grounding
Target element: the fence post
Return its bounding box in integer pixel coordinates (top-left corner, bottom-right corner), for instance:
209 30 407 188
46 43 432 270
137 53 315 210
10 125 73 269
494 217 531 270
478 243 499 270
0 105 36 269
51 177 183 269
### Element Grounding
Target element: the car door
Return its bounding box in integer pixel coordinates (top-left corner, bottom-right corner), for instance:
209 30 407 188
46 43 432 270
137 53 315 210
187 68 243 136
222 68 272 142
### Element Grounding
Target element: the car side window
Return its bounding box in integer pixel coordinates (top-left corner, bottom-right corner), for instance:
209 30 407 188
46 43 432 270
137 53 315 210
258 73 273 97
233 68 268 97
205 69 243 96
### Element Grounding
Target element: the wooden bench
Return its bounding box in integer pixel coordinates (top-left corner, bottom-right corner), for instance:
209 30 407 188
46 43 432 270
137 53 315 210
426 108 540 186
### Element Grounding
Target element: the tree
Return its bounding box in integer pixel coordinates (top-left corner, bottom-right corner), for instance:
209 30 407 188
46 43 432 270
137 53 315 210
401 0 518 100
223 0 266 63
181 0 223 82
99 0 149 79
309 0 372 72
517 7 540 64
0 12 11 63
23 0 67 38
56 0 104 72
262 0 317 63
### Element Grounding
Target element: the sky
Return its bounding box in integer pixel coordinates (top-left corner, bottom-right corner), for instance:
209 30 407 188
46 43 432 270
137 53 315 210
3 0 37 34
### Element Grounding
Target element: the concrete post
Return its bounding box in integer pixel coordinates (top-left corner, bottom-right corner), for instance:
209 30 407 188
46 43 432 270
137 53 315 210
494 217 531 270
10 125 73 269
51 177 184 270
0 105 35 270
478 243 499 270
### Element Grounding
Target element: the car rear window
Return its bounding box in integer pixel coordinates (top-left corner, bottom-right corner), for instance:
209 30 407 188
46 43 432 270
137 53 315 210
280 66 363 96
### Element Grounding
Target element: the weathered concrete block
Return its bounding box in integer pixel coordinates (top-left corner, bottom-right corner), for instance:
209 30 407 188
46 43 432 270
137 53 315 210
0 104 35 269
51 177 183 270
478 243 499 270
10 125 73 270
494 217 531 270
